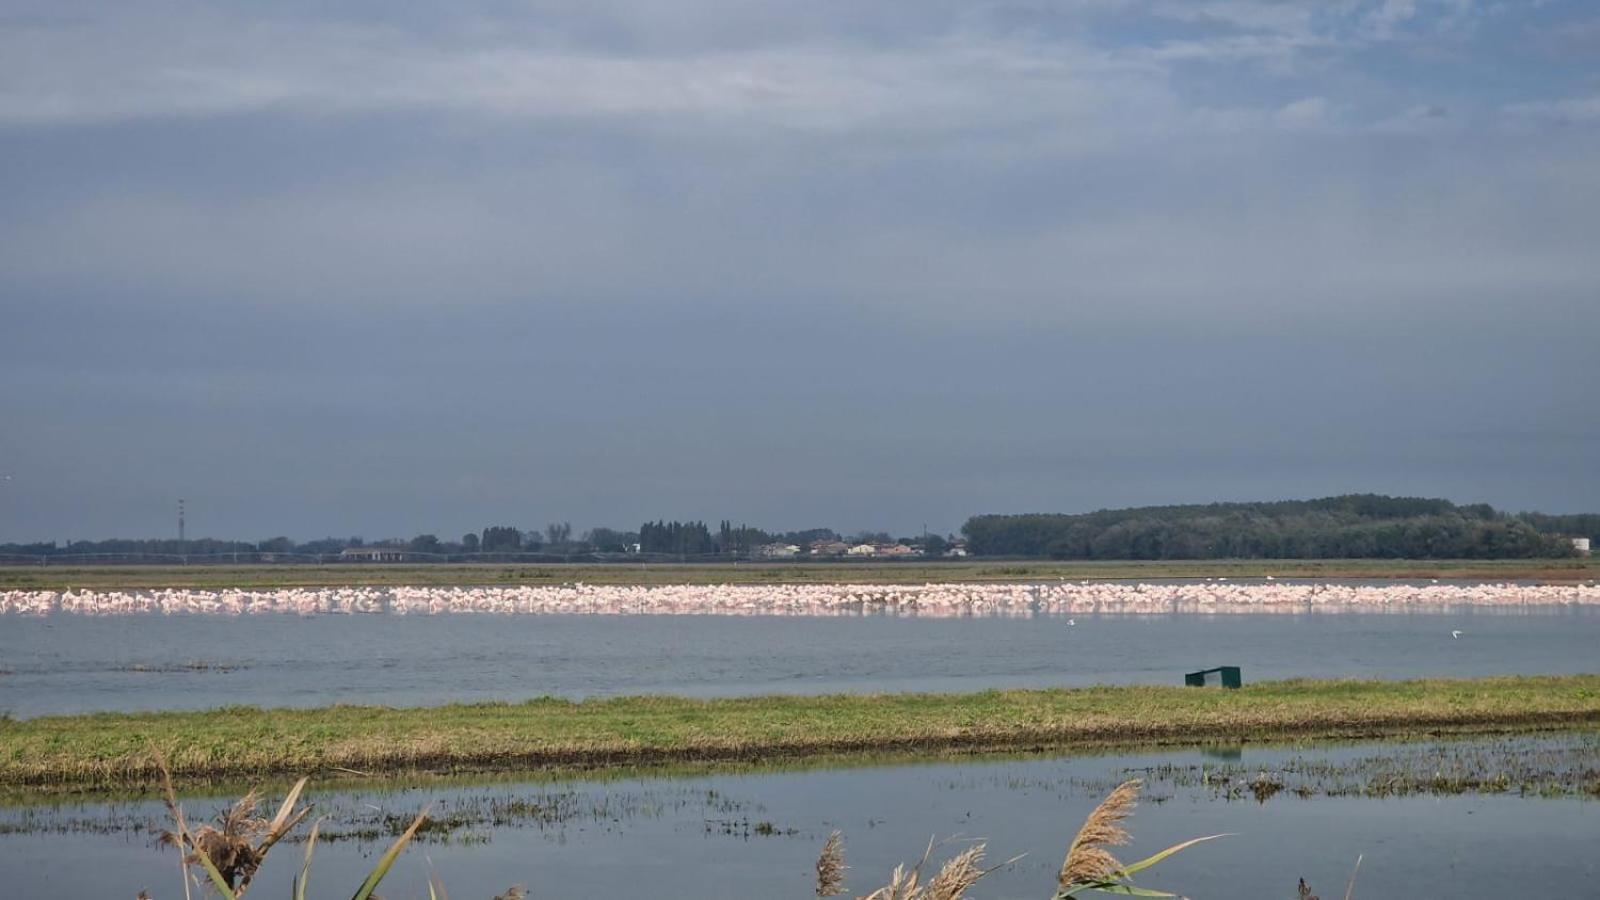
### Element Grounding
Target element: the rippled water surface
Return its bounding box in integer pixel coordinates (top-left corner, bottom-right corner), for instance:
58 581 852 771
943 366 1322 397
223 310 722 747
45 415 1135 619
1 734 1596 899
2 604 1598 717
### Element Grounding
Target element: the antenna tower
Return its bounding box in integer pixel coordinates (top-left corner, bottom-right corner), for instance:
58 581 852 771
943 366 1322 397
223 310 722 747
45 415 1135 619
178 498 186 543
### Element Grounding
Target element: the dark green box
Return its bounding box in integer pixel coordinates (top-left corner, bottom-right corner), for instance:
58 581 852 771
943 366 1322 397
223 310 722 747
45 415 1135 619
1184 666 1242 689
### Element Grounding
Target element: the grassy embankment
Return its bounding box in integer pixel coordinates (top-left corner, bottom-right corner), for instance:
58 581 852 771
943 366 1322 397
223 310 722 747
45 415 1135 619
3 675 1596 790
2 557 1596 590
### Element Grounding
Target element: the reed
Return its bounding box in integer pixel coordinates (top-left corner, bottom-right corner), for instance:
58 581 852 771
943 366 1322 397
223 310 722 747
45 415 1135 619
158 756 441 900
143 770 1211 899
1058 778 1138 886
821 779 1220 899
134 769 1387 900
817 830 846 896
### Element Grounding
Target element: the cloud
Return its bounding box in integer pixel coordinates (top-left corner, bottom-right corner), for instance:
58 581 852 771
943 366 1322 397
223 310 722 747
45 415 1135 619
1274 96 1332 129
1363 0 1420 39
1503 95 1600 124
0 6 1139 131
0 0 1542 132
2 0 1599 538
1527 15 1600 56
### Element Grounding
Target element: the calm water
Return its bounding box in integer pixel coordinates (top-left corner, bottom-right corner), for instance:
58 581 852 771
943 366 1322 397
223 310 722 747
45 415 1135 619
1 734 1596 898
2 607 1598 717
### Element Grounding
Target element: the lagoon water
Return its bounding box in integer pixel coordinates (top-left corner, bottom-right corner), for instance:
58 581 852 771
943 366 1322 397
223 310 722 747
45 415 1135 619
2 605 1598 717
1 734 1596 898
3 598 1598 897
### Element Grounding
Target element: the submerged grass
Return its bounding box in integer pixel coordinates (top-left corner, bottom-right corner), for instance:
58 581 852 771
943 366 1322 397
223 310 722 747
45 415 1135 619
2 675 1598 790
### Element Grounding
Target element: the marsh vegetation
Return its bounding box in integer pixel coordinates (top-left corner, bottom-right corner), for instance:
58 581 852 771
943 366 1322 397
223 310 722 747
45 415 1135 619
3 676 1597 789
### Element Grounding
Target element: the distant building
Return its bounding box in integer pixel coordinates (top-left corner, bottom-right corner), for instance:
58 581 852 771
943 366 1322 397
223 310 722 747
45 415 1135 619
810 540 850 557
1574 537 1592 556
340 547 406 562
846 543 877 556
945 541 969 558
758 542 802 558
877 543 918 557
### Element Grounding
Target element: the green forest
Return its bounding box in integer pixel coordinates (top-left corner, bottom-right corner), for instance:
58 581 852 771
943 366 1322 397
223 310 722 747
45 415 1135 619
961 495 1593 559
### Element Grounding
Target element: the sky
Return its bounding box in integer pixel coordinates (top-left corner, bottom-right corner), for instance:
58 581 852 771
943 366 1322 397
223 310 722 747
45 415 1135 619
2 0 1598 543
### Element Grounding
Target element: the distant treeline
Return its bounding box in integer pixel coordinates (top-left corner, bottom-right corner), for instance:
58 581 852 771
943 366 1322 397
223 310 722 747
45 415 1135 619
3 495 1594 563
0 522 887 562
960 495 1594 560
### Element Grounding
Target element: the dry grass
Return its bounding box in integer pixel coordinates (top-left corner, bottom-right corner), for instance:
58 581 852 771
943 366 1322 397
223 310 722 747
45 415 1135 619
817 831 847 896
851 840 993 900
921 845 988 900
156 754 309 897
1059 778 1138 886
3 675 1597 790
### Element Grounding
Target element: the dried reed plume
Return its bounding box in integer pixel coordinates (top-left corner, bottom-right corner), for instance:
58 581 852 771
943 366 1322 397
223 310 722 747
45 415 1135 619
921 845 987 900
858 863 917 900
186 791 269 894
853 839 996 900
151 745 309 899
816 830 846 896
1058 778 1140 887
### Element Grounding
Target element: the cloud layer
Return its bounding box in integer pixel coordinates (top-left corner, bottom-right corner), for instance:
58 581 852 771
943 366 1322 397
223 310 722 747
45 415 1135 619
1 0 1597 540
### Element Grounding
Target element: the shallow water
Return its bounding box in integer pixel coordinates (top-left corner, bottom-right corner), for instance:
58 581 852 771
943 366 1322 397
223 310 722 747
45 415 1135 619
1 734 1596 898
2 606 1598 717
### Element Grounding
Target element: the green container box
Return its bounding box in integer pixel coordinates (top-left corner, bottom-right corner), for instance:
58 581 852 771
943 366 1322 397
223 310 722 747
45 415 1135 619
1184 666 1242 689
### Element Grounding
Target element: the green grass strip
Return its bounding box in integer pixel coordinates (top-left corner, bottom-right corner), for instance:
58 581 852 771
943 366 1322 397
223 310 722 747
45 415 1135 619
3 675 1597 789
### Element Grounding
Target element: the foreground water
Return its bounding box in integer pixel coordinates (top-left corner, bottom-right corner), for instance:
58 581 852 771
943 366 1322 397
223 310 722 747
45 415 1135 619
3 606 1599 717
1 733 1595 898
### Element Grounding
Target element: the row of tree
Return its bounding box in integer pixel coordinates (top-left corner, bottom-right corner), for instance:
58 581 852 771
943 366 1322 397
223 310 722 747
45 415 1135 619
0 523 868 560
960 495 1590 560
5 495 1593 561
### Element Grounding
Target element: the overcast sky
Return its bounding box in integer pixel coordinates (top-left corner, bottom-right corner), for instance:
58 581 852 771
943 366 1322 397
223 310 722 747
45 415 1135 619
2 0 1598 543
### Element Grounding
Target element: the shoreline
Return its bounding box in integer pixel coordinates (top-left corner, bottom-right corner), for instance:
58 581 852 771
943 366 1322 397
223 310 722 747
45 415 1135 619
4 675 1597 790
2 558 1595 592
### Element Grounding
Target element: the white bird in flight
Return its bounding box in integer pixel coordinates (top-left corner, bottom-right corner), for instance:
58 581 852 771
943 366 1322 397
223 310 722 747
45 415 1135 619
1451 630 1463 639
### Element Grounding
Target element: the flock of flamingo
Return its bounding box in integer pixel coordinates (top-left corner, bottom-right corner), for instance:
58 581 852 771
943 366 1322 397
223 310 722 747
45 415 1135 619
2 580 1597 617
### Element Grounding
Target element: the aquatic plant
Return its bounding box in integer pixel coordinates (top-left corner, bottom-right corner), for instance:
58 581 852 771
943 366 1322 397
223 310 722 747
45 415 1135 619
156 753 451 900
816 830 846 896
820 779 1223 899
145 763 1220 900
1296 854 1363 900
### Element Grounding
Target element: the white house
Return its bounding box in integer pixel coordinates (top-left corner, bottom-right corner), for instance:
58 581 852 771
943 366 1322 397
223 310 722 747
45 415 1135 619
339 546 406 562
846 543 877 556
758 542 802 558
